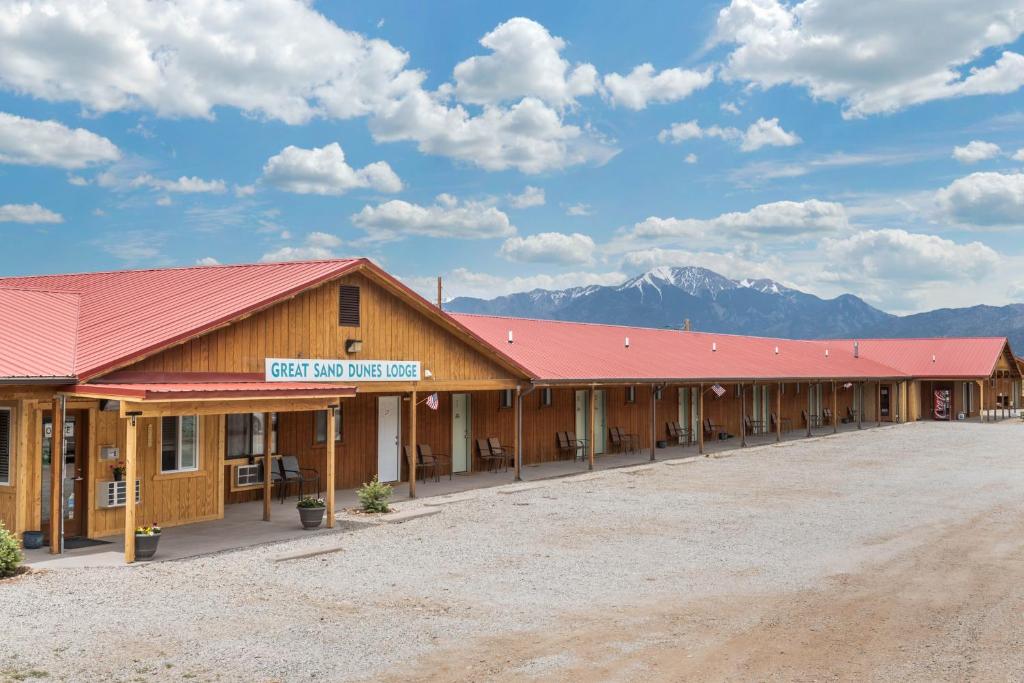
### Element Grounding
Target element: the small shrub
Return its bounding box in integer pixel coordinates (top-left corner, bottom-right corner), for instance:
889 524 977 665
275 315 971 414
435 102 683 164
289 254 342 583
296 496 325 509
135 524 161 536
357 476 392 513
0 521 23 579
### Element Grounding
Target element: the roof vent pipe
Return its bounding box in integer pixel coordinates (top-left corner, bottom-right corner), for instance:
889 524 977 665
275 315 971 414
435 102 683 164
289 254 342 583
712 341 717 352
774 346 779 355
507 330 514 344
932 354 936 363
853 341 859 358
624 336 630 348
825 348 830 358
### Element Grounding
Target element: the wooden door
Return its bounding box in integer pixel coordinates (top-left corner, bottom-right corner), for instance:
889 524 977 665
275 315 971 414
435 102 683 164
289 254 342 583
880 384 891 420
593 389 606 454
377 396 400 482
451 393 470 473
41 409 88 541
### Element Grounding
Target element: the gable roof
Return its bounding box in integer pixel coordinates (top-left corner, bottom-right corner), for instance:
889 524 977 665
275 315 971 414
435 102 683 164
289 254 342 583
827 337 1015 379
0 288 80 380
452 314 908 382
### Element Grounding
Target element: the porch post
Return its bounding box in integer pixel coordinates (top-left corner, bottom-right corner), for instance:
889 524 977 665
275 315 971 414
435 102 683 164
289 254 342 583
698 383 705 456
408 390 417 499
806 383 812 438
262 412 273 521
123 413 138 564
588 385 596 471
49 396 64 555
832 381 838 434
649 384 656 462
978 380 985 422
326 405 337 526
776 383 782 443
513 385 522 481
858 383 863 429
740 383 747 447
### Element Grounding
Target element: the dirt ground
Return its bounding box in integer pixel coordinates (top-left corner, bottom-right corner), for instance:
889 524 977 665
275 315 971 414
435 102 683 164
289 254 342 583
391 502 1024 682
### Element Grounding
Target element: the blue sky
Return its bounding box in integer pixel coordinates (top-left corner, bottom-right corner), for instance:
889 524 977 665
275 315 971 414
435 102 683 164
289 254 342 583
1 0 1023 314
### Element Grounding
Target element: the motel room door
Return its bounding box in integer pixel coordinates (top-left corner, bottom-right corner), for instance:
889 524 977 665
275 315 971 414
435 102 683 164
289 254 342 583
593 389 606 454
575 389 606 454
451 393 471 473
377 396 401 483
41 410 88 541
880 384 892 421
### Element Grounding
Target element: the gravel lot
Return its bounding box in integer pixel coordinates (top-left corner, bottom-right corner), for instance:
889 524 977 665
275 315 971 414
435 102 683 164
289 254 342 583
3 421 1024 682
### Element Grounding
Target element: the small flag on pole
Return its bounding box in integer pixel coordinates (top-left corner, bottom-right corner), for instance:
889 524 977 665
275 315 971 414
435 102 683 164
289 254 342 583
425 392 439 410
711 384 726 397
843 382 853 389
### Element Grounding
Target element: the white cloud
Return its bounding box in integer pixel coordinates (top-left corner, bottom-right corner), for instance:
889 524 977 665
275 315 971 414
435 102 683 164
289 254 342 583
657 117 800 151
0 203 63 224
952 140 1002 163
261 143 402 195
67 175 88 186
603 63 713 110
721 101 741 115
936 171 1024 226
234 184 257 197
452 18 597 107
500 232 595 265
823 229 999 283
684 153 698 164
627 199 848 242
102 231 164 262
103 173 227 194
566 203 592 216
196 256 220 266
507 186 546 209
156 196 172 207
0 112 120 169
261 231 343 262
1013 148 1024 161
715 0 1024 118
619 245 787 282
351 194 515 241
407 267 625 300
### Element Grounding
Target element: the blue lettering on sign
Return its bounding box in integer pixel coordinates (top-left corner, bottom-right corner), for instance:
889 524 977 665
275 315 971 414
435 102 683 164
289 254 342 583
266 358 420 382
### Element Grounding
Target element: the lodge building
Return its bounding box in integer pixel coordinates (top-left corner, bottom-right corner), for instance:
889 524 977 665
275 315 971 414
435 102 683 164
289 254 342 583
0 258 1020 563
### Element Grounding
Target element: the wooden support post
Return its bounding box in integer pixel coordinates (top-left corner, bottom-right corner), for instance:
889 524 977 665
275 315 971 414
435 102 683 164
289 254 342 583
262 412 272 522
408 390 417 498
740 383 747 447
877 382 882 426
588 386 596 471
49 397 64 555
832 381 838 434
123 414 138 564
978 380 985 422
776 383 782 443
513 386 522 481
649 384 657 462
858 383 863 429
806 383 812 438
326 405 336 526
698 384 705 456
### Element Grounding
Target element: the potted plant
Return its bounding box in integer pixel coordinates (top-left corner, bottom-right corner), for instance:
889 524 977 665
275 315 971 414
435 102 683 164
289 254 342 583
134 524 161 560
111 461 126 482
296 496 326 529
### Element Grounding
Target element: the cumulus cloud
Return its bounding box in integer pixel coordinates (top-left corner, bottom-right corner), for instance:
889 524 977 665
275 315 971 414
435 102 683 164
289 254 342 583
262 231 343 262
499 232 595 265
823 229 999 282
452 18 597 107
0 203 64 224
936 171 1024 226
98 172 227 194
628 199 847 242
507 186 546 209
196 256 221 266
565 203 592 216
657 118 800 151
261 143 402 195
0 112 120 168
715 0 1024 118
952 140 1002 163
684 153 698 164
405 267 625 300
1013 148 1024 161
603 63 713 110
351 194 515 241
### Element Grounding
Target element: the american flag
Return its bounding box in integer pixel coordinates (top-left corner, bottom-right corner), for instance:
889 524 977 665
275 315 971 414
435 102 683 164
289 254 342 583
711 384 726 397
843 382 853 389
425 393 439 410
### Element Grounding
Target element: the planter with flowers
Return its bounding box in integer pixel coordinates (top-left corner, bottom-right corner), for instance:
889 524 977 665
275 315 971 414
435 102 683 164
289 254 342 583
296 497 326 529
110 461 126 482
134 524 161 560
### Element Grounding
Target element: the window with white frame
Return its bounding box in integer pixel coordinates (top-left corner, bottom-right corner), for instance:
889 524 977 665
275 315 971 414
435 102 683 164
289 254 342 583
499 389 514 409
0 408 10 485
161 415 199 473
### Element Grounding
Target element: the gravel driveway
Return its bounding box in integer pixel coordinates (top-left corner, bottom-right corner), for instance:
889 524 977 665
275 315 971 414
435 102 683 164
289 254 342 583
3 421 1024 682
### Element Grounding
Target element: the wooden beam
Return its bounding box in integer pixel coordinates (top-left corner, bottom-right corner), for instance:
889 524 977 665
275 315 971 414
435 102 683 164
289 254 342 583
118 397 338 418
698 384 705 456
49 397 63 554
877 382 882 426
806 383 812 438
14 400 29 537
776 383 782 443
858 383 863 429
978 380 985 422
408 389 418 498
123 415 138 564
832 381 838 434
325 406 336 527
588 386 596 471
740 383 747 447
262 412 272 522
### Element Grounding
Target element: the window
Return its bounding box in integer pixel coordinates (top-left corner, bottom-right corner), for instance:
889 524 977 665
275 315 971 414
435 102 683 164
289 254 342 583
626 386 636 404
0 408 9 486
499 389 514 409
540 387 552 407
313 407 344 444
338 285 361 327
161 416 199 473
226 413 277 460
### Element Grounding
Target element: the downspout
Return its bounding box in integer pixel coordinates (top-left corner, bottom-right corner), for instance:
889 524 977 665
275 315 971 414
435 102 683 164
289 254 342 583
516 383 537 482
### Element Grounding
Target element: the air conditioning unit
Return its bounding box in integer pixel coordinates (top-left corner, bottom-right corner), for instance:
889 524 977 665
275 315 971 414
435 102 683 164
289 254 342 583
96 480 141 508
234 463 264 488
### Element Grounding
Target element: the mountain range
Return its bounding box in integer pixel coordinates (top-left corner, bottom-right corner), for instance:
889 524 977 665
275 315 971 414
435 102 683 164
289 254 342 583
447 266 1024 353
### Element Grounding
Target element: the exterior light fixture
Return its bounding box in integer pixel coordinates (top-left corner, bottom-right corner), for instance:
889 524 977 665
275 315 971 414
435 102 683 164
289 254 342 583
125 410 143 427
345 339 363 353
329 404 340 416
774 346 779 355
424 369 433 378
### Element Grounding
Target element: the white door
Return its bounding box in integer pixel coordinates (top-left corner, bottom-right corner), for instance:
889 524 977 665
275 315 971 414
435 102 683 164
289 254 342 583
377 396 401 482
594 389 607 454
452 393 471 473
575 390 588 442
678 387 688 433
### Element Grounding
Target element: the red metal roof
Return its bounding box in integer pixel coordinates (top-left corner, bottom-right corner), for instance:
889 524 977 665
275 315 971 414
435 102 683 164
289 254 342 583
826 337 1012 379
0 259 361 380
452 314 909 382
0 288 79 379
70 381 356 401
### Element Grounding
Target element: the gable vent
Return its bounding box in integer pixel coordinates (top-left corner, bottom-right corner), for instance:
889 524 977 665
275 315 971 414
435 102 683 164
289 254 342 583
338 285 361 327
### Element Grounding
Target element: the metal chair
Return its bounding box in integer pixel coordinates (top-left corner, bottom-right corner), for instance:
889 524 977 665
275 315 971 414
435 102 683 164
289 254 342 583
276 455 320 503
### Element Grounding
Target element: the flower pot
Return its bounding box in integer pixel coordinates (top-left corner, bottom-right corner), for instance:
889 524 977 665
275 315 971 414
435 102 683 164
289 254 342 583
22 530 44 550
113 471 123 482
134 533 160 560
298 506 325 529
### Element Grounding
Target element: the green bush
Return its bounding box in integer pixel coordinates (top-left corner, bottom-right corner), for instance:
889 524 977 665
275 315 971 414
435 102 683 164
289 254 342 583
357 476 392 513
0 521 22 579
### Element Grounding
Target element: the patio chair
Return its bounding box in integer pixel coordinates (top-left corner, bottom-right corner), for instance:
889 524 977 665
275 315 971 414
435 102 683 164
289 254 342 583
743 415 765 436
488 437 513 472
771 412 793 433
566 431 588 461
557 431 586 461
418 444 452 481
667 421 690 445
802 410 822 429
405 445 437 483
703 417 723 439
276 455 320 503
822 408 834 425
617 426 640 452
847 406 858 421
476 439 504 473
